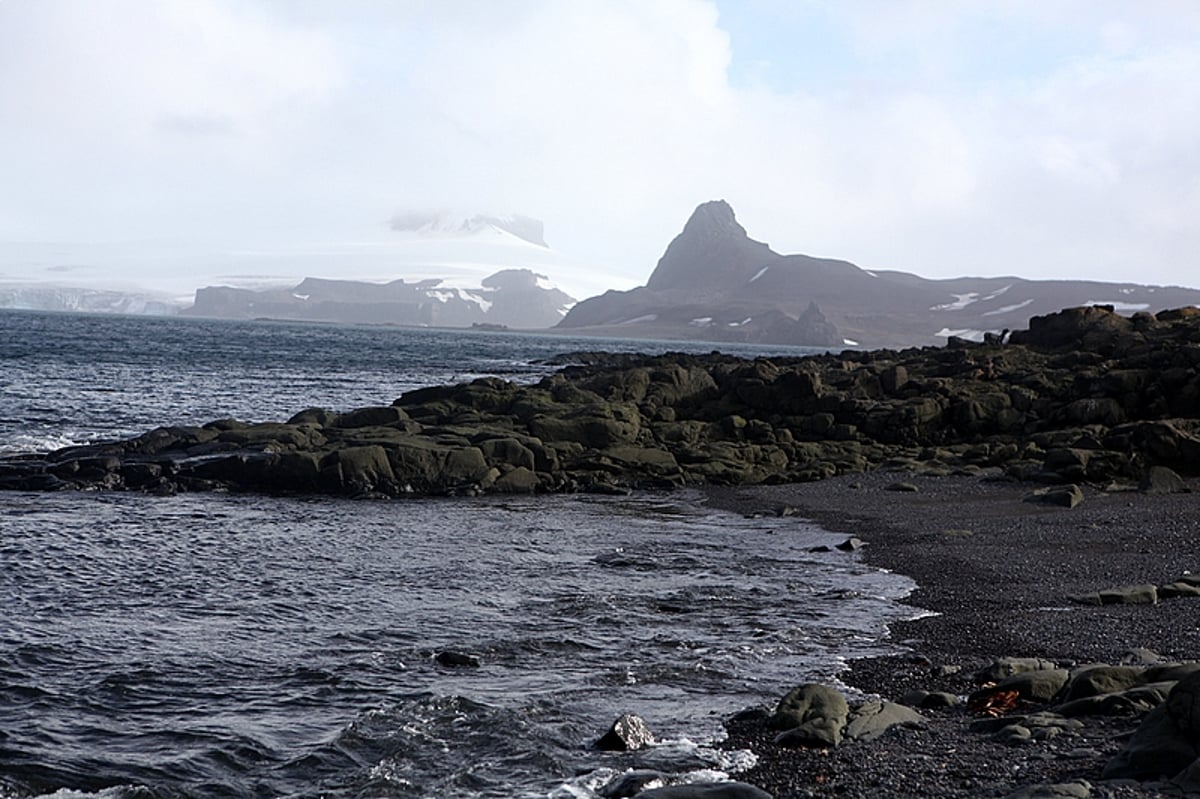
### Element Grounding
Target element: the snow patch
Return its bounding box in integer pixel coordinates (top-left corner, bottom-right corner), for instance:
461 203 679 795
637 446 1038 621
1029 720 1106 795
427 290 455 303
935 327 990 342
291 293 310 301
619 314 658 325
689 317 713 327
1084 300 1151 312
863 271 878 278
748 266 769 283
458 288 494 312
843 338 859 346
931 293 980 311
727 317 753 327
982 284 1012 301
982 298 1034 316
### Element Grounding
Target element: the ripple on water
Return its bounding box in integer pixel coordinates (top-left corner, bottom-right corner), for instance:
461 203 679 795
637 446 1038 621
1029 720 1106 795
0 489 917 798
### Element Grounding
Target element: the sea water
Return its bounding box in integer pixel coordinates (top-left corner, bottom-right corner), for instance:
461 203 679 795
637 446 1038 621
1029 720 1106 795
0 311 917 798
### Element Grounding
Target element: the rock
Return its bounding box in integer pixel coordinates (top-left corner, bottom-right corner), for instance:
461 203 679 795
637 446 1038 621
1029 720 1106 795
885 481 919 493
599 770 669 798
899 690 961 709
1097 584 1158 605
434 650 480 668
493 466 541 493
976 658 1060 683
632 783 773 799
1060 665 1146 701
769 684 849 748
596 713 655 751
1140 465 1188 494
1103 671 1200 780
1004 782 1092 799
1023 485 1084 508
834 536 864 551
843 700 925 742
992 668 1070 703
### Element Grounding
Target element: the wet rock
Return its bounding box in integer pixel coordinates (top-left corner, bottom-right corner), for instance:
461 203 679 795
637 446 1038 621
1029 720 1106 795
632 783 772 799
599 769 668 797
434 651 480 668
885 481 919 493
975 658 1060 683
596 713 655 751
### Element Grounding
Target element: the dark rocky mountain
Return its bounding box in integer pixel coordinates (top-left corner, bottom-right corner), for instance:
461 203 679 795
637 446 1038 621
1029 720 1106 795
558 200 1200 348
183 268 573 329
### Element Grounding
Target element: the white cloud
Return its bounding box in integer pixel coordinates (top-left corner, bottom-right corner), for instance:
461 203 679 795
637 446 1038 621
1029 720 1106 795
0 0 1198 297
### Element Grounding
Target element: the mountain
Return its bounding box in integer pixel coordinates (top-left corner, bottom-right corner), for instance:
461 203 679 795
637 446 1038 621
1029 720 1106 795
557 200 1200 348
183 268 575 328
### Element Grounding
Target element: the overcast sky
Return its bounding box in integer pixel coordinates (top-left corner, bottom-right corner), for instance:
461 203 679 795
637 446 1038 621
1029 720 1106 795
2 0 1199 297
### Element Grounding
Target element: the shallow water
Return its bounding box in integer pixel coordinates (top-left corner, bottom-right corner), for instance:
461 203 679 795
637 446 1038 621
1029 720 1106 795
0 489 915 798
0 310 916 797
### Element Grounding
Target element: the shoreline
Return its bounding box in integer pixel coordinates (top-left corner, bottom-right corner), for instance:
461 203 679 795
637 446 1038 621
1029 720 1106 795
704 470 1200 798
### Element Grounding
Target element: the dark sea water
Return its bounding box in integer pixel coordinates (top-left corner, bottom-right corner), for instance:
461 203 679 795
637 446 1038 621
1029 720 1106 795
0 311 917 798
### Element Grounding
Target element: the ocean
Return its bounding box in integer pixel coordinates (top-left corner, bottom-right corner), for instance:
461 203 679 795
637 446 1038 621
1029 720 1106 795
0 310 917 799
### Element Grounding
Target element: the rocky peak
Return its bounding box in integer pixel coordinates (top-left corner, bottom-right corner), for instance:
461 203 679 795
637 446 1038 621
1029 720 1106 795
679 199 745 241
645 200 776 291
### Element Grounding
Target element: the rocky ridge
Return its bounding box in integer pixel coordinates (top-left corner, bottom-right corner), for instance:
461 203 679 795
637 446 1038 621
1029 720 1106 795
184 267 574 328
2 304 1199 499
557 201 1200 348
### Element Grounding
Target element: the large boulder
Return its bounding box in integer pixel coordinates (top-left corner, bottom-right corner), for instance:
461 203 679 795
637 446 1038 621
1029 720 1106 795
1103 671 1200 780
769 684 850 747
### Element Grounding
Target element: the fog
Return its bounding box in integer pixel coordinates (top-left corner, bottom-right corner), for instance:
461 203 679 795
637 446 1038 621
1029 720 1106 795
2 1 1198 302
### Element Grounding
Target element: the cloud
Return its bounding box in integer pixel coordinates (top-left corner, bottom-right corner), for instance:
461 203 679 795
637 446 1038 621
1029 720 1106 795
1 0 1198 294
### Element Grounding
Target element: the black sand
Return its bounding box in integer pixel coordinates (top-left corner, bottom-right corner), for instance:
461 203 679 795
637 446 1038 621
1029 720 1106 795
705 470 1200 798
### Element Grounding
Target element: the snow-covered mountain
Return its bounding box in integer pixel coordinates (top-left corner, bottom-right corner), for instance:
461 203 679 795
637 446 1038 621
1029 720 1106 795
0 215 629 317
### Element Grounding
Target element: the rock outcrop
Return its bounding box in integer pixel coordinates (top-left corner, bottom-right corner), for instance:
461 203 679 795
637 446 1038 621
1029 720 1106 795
3 305 1200 499
558 201 1200 349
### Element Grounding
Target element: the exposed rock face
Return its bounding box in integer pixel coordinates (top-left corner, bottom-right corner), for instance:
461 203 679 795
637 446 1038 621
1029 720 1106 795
4 305 1200 499
184 268 574 329
559 201 1200 349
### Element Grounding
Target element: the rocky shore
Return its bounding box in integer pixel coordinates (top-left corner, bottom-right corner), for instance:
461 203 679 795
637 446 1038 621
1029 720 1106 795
703 470 1200 798
3 305 1200 500
4 304 1200 798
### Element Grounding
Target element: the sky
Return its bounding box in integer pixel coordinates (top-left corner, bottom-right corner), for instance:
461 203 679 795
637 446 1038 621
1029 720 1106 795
2 0 1199 301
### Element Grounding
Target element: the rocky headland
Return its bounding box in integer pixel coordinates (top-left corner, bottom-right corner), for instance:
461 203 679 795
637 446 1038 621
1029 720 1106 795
3 303 1199 501
557 201 1200 348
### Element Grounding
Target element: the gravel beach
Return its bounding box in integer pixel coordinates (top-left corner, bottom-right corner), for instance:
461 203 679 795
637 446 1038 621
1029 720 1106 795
705 470 1200 798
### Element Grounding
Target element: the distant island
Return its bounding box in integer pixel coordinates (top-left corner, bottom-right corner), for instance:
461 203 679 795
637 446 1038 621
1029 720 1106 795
182 268 574 329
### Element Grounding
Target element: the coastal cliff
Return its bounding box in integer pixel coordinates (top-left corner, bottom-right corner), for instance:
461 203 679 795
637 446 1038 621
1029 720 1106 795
3 304 1199 498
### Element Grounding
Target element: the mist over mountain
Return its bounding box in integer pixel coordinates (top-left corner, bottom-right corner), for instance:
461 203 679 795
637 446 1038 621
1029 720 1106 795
389 212 548 248
558 200 1200 348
